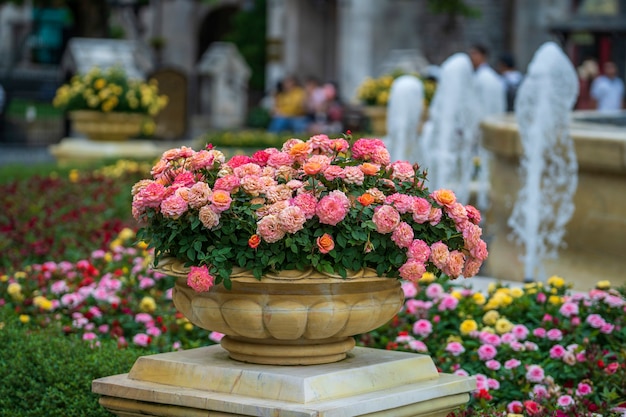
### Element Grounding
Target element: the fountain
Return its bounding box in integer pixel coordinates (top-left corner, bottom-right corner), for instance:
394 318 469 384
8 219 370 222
418 53 480 205
508 42 579 282
385 74 424 164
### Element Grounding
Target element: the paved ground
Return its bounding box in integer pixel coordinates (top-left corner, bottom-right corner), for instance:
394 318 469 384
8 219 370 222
0 144 55 166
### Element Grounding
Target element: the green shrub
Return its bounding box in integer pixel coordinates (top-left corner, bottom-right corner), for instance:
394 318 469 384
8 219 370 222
0 308 143 417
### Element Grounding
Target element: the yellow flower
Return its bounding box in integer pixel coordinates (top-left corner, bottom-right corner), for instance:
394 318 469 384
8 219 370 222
68 169 79 183
139 296 156 313
14 271 26 279
19 314 30 324
548 295 563 306
104 252 113 263
419 272 435 283
472 292 486 305
460 319 478 335
184 323 194 332
495 318 513 334
510 287 524 298
118 228 135 241
547 275 565 288
481 326 495 334
596 280 611 290
7 282 22 298
447 335 462 343
451 290 462 300
487 283 497 294
109 239 123 250
483 310 500 326
0 275 7 282
33 296 53 311
137 241 149 250
508 414 524 417
94 78 106 90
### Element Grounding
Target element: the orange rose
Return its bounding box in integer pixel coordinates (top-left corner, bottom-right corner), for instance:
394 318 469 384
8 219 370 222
360 163 380 176
431 189 456 207
357 193 375 207
289 142 310 159
248 234 261 249
303 161 323 175
316 233 335 254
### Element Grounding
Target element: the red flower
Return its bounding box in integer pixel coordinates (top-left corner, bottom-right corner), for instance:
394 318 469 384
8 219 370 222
248 234 261 249
474 389 492 401
524 400 542 415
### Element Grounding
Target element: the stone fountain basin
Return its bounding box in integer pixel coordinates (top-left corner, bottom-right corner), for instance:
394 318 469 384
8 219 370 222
481 110 626 289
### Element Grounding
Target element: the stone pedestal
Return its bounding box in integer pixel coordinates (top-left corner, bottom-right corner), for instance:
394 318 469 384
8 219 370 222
49 137 191 166
92 345 475 417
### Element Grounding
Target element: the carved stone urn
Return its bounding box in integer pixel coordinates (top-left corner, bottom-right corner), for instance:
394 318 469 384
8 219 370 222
153 257 404 365
69 110 146 142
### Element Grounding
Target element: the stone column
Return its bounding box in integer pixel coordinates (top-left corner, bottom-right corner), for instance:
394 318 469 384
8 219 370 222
266 0 286 92
337 0 377 104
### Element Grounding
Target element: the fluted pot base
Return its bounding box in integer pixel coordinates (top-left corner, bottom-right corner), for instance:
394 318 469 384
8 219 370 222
221 335 356 365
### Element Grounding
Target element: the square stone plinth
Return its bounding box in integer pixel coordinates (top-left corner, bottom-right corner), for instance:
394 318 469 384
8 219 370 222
92 345 475 417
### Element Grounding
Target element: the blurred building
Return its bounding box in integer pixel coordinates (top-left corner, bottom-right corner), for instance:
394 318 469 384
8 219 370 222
1 0 625 131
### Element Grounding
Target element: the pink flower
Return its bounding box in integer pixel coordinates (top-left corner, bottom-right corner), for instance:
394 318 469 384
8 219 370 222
532 385 549 399
477 344 498 361
189 149 216 170
401 282 418 298
546 328 563 341
226 154 252 168
256 215 286 243
146 326 162 337
234 163 263 178
210 189 232 212
251 149 271 166
425 283 444 300
507 401 523 414
411 197 431 223
385 193 414 214
323 165 345 181
511 324 529 340
398 260 426 283
601 322 615 334
160 194 188 219
135 181 166 208
525 364 545 383
391 222 414 248
351 138 390 165
209 331 225 343
199 205 220 229
316 191 349 226
372 205 401 234
586 313 606 328
559 301 579 317
430 189 456 207
549 344 566 359
343 166 365 185
462 257 483 278
187 265 215 292
576 382 593 396
438 295 459 311
135 313 153 324
445 341 465 356
292 193 318 219
428 207 442 225
444 250 465 278
83 332 97 341
466 204 481 224
429 241 450 270
446 202 468 224
214 174 241 192
133 333 151 347
504 358 521 369
187 181 212 209
389 161 415 182
485 360 501 370
407 239 431 263
408 340 428 352
412 319 433 337
536 292 547 303
278 206 306 234
533 327 546 338
267 151 294 168
557 395 574 408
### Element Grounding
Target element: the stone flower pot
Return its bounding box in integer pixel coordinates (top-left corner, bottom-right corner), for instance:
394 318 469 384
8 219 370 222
69 110 146 142
154 257 404 365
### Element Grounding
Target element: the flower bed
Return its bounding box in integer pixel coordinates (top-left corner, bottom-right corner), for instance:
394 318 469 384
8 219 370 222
361 275 626 416
0 160 151 274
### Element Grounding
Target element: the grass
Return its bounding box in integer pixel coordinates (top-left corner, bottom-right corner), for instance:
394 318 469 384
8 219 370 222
6 98 64 120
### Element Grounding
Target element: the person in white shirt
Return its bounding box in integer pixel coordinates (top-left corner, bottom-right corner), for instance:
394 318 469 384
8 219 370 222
590 61 625 112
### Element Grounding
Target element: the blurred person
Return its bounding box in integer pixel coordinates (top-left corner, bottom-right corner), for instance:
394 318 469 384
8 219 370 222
268 76 308 134
304 76 327 123
576 58 599 110
497 52 523 112
309 81 343 134
590 61 624 112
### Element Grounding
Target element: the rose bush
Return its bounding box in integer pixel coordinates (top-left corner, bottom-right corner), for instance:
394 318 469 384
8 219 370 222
131 134 488 291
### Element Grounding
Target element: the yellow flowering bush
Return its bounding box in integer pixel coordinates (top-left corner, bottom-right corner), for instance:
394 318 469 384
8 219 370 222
53 66 168 116
356 70 437 107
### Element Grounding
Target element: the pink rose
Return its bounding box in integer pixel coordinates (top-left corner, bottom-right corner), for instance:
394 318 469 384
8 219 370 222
372 205 401 234
444 250 465 278
189 150 215 170
160 194 188 219
430 241 450 270
256 214 285 243
407 239 431 263
445 341 465 356
292 193 318 219
385 193 414 214
187 265 215 292
198 205 220 229
133 333 151 347
343 166 365 185
278 205 306 234
412 319 433 337
323 165 345 181
226 154 252 168
411 197 431 223
525 364 545 383
437 295 459 311
187 182 212 209
549 344 566 359
214 174 241 192
316 191 349 226
398 259 426 282
210 189 232 212
389 161 415 182
391 222 414 248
